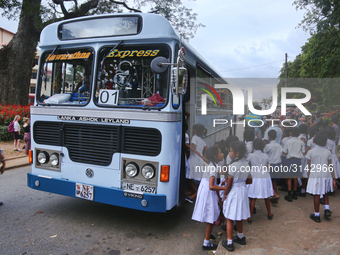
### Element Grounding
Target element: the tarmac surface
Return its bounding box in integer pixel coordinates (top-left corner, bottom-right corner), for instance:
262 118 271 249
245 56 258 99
1 140 340 254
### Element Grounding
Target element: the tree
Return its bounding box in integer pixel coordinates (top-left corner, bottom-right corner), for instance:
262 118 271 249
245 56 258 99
0 0 204 105
275 0 340 109
293 0 340 34
0 0 42 105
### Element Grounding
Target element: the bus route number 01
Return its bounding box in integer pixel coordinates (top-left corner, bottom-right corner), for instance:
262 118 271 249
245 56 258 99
99 89 119 105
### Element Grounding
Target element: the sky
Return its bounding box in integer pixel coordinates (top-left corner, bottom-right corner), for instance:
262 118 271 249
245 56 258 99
0 0 310 81
184 0 310 79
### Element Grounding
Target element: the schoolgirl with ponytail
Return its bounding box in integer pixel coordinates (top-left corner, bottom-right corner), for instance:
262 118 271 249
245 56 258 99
222 141 252 252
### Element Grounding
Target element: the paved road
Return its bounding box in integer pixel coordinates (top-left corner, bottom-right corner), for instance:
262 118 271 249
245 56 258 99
0 167 208 255
1 167 340 255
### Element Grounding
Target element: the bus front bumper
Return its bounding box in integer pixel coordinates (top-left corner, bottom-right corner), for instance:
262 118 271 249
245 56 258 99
27 173 167 213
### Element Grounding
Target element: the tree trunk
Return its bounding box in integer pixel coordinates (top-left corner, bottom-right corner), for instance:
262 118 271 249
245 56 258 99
0 0 42 105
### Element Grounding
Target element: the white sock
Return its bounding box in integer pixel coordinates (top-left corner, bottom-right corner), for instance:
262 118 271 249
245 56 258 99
320 194 324 198
238 233 244 239
325 205 330 210
203 239 210 246
315 212 320 217
227 239 233 245
301 188 305 193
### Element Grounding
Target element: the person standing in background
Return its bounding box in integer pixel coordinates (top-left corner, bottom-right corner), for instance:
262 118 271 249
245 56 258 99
13 115 21 152
23 117 31 155
0 148 5 205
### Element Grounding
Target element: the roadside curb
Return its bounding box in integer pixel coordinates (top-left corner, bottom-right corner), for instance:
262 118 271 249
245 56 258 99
4 155 30 171
5 162 31 171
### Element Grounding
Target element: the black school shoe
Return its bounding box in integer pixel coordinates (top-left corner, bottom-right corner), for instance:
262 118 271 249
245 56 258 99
320 198 325 204
202 243 217 250
284 194 293 202
310 213 321 223
292 193 298 200
222 240 234 252
324 209 332 218
233 236 246 245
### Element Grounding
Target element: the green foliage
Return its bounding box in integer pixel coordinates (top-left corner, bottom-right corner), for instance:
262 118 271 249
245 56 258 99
0 125 25 141
1 0 204 41
0 126 13 141
277 1 340 109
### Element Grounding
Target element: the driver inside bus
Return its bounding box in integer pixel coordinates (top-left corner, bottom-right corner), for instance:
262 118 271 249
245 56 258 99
76 76 90 93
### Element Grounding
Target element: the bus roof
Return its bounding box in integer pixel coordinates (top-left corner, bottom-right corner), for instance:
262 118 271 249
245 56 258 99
40 13 179 47
39 13 226 81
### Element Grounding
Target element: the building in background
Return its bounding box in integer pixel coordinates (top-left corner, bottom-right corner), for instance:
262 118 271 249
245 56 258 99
0 27 14 48
1 27 38 105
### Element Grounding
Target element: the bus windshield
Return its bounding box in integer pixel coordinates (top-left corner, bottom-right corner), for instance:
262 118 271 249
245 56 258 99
94 44 170 108
37 48 94 105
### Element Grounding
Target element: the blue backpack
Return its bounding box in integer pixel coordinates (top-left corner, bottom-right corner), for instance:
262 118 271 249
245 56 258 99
8 122 14 133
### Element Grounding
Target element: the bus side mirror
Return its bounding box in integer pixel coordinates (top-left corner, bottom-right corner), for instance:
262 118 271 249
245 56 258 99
150 57 169 73
171 67 188 95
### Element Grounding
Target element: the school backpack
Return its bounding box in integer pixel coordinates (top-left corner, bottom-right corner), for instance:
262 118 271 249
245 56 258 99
8 122 14 133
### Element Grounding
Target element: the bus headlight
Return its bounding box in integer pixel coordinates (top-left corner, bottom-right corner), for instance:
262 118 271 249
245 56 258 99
37 151 49 164
141 164 155 179
50 153 59 167
125 162 139 178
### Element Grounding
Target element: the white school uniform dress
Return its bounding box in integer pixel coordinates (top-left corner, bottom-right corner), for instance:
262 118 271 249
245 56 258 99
247 150 274 199
245 141 254 159
189 135 206 180
192 162 220 224
306 145 333 195
299 134 308 178
326 139 340 179
223 158 251 221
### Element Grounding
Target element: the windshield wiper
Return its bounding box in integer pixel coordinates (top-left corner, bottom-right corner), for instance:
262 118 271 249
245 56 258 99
100 41 123 69
49 45 60 60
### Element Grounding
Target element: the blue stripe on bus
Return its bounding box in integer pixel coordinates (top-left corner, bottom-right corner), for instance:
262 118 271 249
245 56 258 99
27 173 166 213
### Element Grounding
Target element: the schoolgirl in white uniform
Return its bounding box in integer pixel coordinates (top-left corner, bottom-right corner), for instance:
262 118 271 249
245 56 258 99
298 124 308 197
192 146 225 250
306 131 337 223
247 138 274 223
189 124 208 180
326 128 340 179
222 141 252 252
264 129 282 202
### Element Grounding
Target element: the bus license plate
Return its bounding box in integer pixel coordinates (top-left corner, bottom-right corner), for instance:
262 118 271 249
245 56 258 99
122 182 156 194
76 183 94 201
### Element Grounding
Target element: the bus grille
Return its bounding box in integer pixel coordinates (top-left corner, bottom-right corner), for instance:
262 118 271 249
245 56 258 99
64 123 119 166
122 127 162 156
33 122 61 146
33 121 162 166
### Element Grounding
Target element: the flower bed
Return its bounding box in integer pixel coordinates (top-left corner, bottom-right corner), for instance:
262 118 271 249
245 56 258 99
0 105 30 141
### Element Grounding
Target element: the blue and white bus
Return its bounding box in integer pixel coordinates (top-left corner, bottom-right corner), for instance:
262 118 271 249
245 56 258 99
27 13 233 212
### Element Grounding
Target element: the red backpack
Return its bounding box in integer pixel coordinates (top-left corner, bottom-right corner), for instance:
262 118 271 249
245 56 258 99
8 122 15 133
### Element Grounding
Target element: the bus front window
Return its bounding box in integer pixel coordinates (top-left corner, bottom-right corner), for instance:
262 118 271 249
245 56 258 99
37 48 93 105
95 45 170 108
